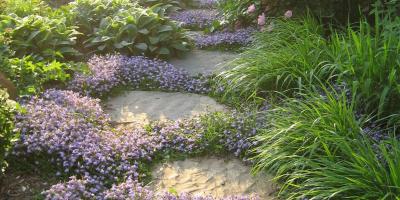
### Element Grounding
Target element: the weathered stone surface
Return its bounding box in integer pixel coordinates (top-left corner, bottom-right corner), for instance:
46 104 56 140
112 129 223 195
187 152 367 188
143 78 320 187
170 49 236 75
105 91 226 127
151 156 276 199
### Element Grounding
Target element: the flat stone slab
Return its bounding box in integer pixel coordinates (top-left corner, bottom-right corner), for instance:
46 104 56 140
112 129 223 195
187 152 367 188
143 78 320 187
170 49 236 75
105 91 226 126
151 157 276 199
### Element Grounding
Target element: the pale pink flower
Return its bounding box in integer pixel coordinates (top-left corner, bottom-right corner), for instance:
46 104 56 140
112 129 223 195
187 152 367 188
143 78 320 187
257 13 266 26
247 4 256 14
284 10 293 18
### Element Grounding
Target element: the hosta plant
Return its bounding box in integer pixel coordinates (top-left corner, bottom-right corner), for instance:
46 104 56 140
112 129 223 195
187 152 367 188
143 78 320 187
84 9 190 58
69 0 137 36
0 14 80 60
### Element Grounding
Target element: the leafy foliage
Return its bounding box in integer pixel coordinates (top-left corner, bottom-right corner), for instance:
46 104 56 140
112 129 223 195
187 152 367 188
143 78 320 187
0 56 78 95
0 14 80 61
1 0 52 17
70 0 190 58
329 8 400 125
217 17 334 100
85 9 189 57
69 0 136 37
0 89 18 175
251 87 396 199
218 0 373 26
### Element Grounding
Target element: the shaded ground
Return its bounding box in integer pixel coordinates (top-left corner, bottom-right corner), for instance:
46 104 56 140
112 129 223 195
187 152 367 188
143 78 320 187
105 91 226 127
0 170 57 200
150 156 276 199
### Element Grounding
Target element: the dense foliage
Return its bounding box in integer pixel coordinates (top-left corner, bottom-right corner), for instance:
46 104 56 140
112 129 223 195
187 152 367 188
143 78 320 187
218 0 373 27
0 56 79 95
217 17 332 98
329 11 400 125
0 89 17 175
2 0 400 199
0 14 80 61
70 0 190 58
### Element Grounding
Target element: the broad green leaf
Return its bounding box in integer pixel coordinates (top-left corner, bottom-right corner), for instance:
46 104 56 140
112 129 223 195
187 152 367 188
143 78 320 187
135 43 148 51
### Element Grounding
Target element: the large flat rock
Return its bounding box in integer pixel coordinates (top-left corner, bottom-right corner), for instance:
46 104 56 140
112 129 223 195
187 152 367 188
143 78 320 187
151 157 276 199
170 49 236 75
105 91 226 126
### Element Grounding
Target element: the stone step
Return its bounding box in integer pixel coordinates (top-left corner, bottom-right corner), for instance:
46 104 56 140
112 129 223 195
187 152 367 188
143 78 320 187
150 156 276 199
170 49 236 76
105 91 226 127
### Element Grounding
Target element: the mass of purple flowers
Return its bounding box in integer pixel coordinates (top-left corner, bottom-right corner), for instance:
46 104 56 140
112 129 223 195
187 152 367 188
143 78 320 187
169 9 220 29
68 55 211 97
13 89 262 199
195 28 256 49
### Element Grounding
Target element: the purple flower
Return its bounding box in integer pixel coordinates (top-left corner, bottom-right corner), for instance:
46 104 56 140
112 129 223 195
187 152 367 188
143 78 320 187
170 9 220 29
68 55 211 97
194 28 256 49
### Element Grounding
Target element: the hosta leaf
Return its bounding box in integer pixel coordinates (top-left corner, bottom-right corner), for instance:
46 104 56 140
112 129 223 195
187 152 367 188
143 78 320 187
59 47 80 54
158 47 170 55
158 25 173 33
149 36 159 45
114 42 123 49
98 44 107 51
138 28 149 35
149 45 158 52
135 43 148 51
171 43 188 51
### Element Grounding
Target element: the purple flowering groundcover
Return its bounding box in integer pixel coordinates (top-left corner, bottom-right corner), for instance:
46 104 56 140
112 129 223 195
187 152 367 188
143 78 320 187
13 88 266 199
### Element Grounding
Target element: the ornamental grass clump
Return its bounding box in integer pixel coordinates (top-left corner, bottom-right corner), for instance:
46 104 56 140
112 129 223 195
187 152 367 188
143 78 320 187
252 85 400 199
329 10 400 126
217 17 334 100
69 54 211 97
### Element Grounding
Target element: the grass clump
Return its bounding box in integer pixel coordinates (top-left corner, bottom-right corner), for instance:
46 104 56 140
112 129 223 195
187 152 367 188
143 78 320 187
252 85 400 199
329 10 400 126
217 16 335 101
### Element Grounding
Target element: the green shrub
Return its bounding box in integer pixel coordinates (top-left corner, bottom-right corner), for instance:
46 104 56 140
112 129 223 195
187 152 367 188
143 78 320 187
329 12 400 126
0 14 81 61
0 56 77 95
2 0 52 17
217 17 334 100
70 0 190 58
218 0 373 27
84 9 189 58
69 0 136 37
0 89 18 175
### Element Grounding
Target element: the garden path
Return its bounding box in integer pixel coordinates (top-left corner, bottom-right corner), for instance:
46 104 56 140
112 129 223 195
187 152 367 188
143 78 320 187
105 5 276 199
